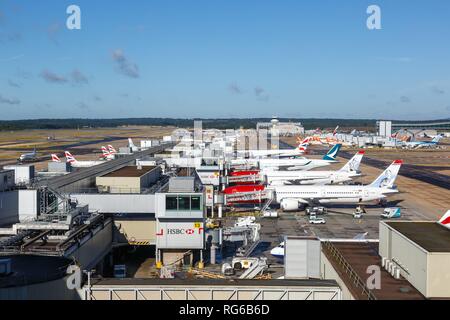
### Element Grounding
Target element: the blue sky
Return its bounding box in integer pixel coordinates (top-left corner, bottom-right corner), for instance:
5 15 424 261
0 0 449 120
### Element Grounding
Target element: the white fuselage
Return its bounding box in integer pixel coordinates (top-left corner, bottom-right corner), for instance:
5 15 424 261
259 158 335 171
239 149 304 158
265 170 360 186
274 185 398 208
230 158 334 171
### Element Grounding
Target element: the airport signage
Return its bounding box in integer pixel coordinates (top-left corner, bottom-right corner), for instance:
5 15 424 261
156 221 205 249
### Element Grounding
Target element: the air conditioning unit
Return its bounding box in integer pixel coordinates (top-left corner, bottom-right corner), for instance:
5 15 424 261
391 265 396 277
387 261 393 273
394 268 401 280
384 260 389 271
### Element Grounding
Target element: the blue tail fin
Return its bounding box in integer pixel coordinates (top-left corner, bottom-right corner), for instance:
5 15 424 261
323 144 342 161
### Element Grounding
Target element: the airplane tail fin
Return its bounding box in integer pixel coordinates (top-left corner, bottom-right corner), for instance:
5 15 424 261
128 138 136 148
333 126 339 136
101 146 110 158
339 150 365 173
432 135 443 143
323 144 342 161
439 210 450 229
297 137 310 152
108 145 117 154
51 154 61 162
369 160 403 188
64 151 77 164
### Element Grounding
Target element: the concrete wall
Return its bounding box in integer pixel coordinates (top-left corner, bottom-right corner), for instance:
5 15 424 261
0 191 19 226
70 194 155 213
0 190 38 225
379 222 428 297
115 219 156 244
96 176 141 193
427 254 450 298
320 252 355 300
18 190 38 221
96 167 161 194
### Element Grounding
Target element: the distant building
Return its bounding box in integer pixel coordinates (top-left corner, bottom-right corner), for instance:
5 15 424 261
257 117 304 136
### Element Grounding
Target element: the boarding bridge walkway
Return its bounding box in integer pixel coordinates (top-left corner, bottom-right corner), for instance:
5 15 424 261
225 190 273 204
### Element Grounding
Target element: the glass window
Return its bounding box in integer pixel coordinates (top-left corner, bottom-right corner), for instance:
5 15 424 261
191 196 201 210
166 196 178 210
178 196 191 210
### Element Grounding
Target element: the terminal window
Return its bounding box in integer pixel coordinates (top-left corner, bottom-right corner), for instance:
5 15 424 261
166 196 178 210
165 195 203 211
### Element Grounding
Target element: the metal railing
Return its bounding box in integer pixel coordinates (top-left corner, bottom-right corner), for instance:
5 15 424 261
322 241 377 300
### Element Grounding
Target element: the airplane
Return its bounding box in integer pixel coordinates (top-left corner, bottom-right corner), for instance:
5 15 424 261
128 138 139 152
100 146 115 161
238 137 310 158
259 143 342 171
51 154 61 162
108 145 117 155
402 135 443 149
439 210 450 229
231 144 342 172
270 242 285 260
64 151 104 168
264 150 365 186
274 160 403 211
18 148 37 162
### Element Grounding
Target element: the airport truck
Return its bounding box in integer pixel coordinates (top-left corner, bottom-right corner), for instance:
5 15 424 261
381 207 401 219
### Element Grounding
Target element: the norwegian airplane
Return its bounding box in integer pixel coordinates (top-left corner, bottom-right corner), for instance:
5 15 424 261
64 151 104 168
240 137 310 158
264 150 365 186
231 144 342 171
273 160 403 211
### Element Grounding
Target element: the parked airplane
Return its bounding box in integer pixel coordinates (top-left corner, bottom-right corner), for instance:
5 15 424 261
264 150 365 186
18 148 37 162
51 154 61 162
100 146 115 160
240 137 310 158
439 210 450 229
64 151 104 168
402 135 443 149
274 160 403 211
108 145 117 155
270 242 284 260
128 138 139 152
260 143 342 171
231 144 342 171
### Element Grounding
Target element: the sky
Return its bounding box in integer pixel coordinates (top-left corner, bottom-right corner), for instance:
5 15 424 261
0 0 449 120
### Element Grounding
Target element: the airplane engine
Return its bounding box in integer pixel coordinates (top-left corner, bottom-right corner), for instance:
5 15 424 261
280 199 300 211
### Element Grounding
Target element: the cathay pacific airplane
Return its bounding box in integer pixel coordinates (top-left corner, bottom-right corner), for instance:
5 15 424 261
264 150 364 186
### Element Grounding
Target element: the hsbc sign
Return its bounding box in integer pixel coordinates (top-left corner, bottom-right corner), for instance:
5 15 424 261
166 228 203 235
156 222 205 249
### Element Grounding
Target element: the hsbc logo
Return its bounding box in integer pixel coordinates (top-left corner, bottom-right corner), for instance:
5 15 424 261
160 228 204 236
